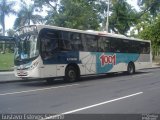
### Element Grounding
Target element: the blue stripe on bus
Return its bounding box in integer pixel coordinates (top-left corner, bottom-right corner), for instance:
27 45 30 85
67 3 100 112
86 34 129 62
43 51 81 64
95 52 139 73
43 51 140 74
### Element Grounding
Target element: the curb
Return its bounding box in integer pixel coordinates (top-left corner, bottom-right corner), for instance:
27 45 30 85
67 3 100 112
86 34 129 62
0 79 22 84
0 70 13 72
0 78 40 84
150 66 160 69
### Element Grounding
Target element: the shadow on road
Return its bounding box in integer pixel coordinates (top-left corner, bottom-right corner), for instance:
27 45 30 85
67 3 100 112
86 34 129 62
19 71 151 87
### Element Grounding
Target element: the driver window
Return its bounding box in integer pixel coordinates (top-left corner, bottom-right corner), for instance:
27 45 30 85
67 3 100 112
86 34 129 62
41 29 59 60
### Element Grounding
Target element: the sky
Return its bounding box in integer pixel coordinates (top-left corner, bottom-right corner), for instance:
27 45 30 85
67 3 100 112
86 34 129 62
4 0 140 31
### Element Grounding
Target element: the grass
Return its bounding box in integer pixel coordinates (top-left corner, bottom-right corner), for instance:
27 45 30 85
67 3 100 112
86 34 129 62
0 53 14 71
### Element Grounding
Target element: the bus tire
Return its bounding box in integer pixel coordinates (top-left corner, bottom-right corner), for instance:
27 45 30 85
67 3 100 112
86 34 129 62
127 62 135 74
65 66 79 82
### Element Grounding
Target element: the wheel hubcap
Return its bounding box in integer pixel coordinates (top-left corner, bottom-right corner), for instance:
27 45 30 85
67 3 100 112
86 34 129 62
129 65 133 73
68 70 76 79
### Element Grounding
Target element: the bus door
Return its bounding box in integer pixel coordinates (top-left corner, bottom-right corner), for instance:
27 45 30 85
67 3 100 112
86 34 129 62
40 29 59 77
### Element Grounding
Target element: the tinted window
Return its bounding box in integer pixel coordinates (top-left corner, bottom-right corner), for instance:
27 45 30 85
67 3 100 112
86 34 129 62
130 41 140 53
145 42 150 54
130 41 150 54
98 37 110 52
40 29 59 59
121 40 131 53
85 34 97 52
110 37 123 53
60 31 72 51
140 42 150 54
70 32 84 51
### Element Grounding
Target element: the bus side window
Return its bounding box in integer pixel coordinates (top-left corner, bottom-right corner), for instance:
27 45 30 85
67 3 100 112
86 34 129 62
145 42 150 54
110 37 120 53
98 37 104 52
140 42 150 54
98 37 110 52
85 34 97 52
41 38 56 59
40 29 59 60
70 32 83 51
122 40 130 53
131 41 140 53
60 31 72 51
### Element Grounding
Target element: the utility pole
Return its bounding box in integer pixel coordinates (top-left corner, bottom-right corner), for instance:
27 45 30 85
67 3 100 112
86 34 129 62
106 0 110 33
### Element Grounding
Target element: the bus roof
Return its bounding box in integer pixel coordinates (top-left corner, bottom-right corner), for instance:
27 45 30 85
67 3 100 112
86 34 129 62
25 24 151 43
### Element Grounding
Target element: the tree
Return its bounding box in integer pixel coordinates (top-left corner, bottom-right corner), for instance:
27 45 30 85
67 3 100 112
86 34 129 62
133 0 160 58
109 0 137 34
0 0 16 35
0 0 16 53
46 0 100 30
32 0 108 30
7 29 15 37
14 2 44 29
139 15 160 58
32 0 58 13
87 0 108 30
32 0 138 34
137 0 160 17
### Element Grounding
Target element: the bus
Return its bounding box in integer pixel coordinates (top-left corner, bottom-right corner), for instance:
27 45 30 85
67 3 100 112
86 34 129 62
14 25 152 82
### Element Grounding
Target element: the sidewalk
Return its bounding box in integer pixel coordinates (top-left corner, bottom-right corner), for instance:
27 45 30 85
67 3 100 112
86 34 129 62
152 62 160 68
0 71 21 83
0 63 160 83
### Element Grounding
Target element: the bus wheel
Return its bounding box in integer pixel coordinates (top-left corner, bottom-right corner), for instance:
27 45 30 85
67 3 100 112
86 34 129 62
127 62 135 74
65 66 79 82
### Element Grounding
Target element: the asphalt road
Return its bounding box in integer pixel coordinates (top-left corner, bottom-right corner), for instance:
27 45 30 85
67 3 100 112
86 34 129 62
0 68 160 120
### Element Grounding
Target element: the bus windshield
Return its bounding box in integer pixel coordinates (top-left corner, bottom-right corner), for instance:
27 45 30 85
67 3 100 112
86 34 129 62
14 33 39 64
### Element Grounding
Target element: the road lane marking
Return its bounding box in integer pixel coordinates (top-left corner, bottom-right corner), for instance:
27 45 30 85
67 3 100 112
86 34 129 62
0 84 79 96
42 92 143 120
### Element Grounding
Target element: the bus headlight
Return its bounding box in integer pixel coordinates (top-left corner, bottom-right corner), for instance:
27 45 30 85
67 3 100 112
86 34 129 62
30 61 39 70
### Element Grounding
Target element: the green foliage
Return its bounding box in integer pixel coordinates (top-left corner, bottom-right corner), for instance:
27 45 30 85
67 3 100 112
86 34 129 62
85 0 108 30
0 0 16 35
7 29 15 37
46 0 100 30
32 0 138 34
14 2 43 29
32 0 58 11
109 0 137 34
138 15 160 58
137 0 160 17
139 15 160 47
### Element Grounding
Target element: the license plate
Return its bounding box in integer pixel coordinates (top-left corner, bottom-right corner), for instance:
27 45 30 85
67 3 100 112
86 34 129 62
19 70 25 75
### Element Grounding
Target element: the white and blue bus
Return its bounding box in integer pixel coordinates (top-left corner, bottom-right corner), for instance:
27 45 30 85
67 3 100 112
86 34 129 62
14 25 152 82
